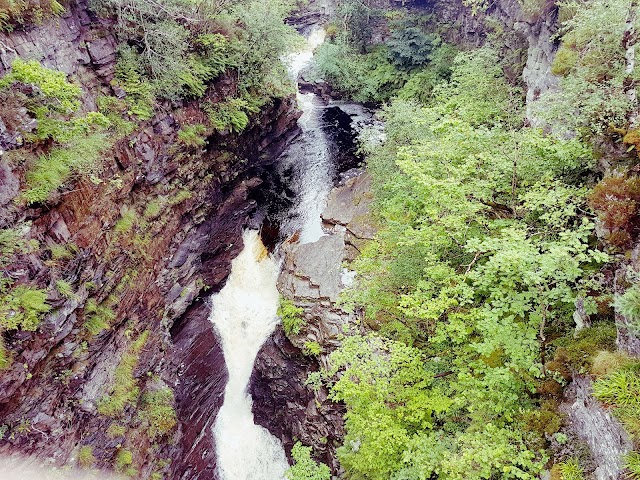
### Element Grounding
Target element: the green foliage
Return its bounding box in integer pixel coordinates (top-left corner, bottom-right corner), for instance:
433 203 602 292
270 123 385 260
614 284 640 332
177 124 207 147
302 340 321 356
97 331 149 416
285 442 331 480
113 47 155 120
279 298 305 336
434 47 523 127
83 298 116 336
0 284 50 331
22 133 110 204
95 0 299 102
204 98 254 133
593 367 640 407
535 0 639 135
624 451 640 480
315 43 406 103
0 59 80 112
77 445 96 468
114 209 137 235
55 279 76 300
386 23 441 70
556 458 585 480
327 35 609 478
115 448 133 470
138 387 177 440
0 0 64 31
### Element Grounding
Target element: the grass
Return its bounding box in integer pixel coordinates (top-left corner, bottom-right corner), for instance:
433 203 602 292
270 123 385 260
97 331 149 416
115 448 133 470
106 423 126 438
23 133 110 205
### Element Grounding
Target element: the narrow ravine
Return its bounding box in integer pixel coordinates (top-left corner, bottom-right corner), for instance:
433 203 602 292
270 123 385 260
211 230 289 480
209 24 370 478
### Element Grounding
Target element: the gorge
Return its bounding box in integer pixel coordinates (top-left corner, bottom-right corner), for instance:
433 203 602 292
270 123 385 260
0 0 640 479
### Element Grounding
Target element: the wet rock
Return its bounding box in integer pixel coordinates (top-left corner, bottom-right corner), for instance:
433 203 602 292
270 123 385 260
252 171 374 474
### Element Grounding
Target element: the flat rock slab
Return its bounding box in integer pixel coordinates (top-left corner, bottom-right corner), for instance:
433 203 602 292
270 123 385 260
322 172 374 239
279 231 346 302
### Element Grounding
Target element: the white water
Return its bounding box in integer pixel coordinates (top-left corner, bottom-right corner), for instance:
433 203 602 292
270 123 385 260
211 230 289 480
211 28 332 479
279 27 332 244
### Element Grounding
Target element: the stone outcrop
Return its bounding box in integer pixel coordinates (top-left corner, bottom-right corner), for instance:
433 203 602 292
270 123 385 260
0 2 301 478
561 376 632 480
251 171 374 473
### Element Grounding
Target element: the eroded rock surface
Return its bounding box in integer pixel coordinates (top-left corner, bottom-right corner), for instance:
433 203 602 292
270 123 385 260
251 171 374 473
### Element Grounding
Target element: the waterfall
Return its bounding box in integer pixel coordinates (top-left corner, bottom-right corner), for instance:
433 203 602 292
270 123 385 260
211 26 335 479
211 230 289 480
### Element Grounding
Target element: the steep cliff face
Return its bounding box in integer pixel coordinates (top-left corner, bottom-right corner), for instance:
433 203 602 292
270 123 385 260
0 2 301 477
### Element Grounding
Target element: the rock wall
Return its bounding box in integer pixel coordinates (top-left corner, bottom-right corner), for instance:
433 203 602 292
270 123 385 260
0 2 301 478
251 171 375 473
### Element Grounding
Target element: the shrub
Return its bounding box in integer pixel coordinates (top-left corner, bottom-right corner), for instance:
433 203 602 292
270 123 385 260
77 445 96 468
285 442 331 480
279 298 305 336
588 175 640 248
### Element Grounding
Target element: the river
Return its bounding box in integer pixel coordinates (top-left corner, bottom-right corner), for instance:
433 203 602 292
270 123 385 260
210 25 371 480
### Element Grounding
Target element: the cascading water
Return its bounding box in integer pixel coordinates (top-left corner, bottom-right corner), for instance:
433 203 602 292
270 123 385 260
210 28 330 480
211 230 289 480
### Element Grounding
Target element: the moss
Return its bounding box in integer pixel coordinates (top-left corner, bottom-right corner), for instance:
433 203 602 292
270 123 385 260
551 322 617 373
592 350 633 377
144 198 165 219
551 45 579 77
138 387 178 440
115 448 133 470
77 445 96 468
114 209 138 235
106 423 127 438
